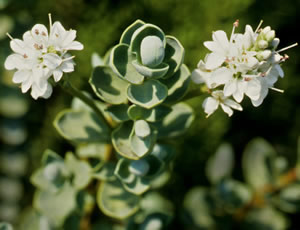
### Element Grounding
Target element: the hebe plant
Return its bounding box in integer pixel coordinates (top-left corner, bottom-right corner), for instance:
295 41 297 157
2 14 298 229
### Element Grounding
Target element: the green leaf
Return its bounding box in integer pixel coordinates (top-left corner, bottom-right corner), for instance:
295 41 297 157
242 138 277 190
41 149 63 165
112 121 143 160
109 44 144 84
160 64 191 104
183 187 215 229
214 179 252 212
122 176 150 196
127 79 168 109
243 207 288 230
76 143 110 159
163 35 185 78
132 60 169 78
90 66 129 104
130 124 157 158
127 104 172 122
115 159 136 184
93 162 116 181
97 180 140 219
130 24 166 62
153 103 194 139
18 209 50 230
0 223 13 230
54 109 110 144
274 184 300 213
91 52 104 68
105 104 130 122
120 19 145 45
65 153 92 190
151 144 176 164
33 183 77 226
140 35 165 68
206 143 234 184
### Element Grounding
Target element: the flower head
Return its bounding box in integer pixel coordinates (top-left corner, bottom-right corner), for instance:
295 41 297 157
192 20 297 117
4 14 83 99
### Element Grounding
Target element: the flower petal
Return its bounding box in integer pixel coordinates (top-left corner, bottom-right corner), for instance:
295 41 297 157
203 97 219 117
12 70 31 83
220 103 233 117
211 67 232 86
224 99 243 111
4 54 24 70
41 84 53 99
205 53 225 69
53 70 63 82
67 41 83 50
10 39 26 54
61 30 76 48
43 53 62 69
245 79 261 100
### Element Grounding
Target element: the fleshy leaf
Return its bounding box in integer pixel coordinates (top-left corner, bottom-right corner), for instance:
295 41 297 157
274 184 300 213
132 60 169 78
112 121 143 160
93 162 116 181
242 138 277 190
130 24 166 63
105 104 130 122
128 104 172 122
115 159 136 184
54 109 110 144
65 153 92 190
76 143 109 159
33 183 77 226
122 176 150 195
127 79 168 109
0 223 13 230
153 103 194 138
206 143 234 184
97 180 140 220
120 20 145 45
160 64 191 104
163 35 185 78
183 187 216 229
109 44 144 84
90 66 128 104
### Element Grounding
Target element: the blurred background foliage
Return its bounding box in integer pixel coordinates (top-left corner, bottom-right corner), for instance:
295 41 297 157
0 0 299 229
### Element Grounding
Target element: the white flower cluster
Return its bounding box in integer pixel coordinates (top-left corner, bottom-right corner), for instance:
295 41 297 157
4 14 83 99
192 20 297 117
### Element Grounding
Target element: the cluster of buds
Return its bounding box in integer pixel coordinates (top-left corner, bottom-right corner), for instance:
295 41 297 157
4 14 83 99
192 20 297 117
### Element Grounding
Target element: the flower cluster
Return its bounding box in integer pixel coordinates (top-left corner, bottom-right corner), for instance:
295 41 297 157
4 14 83 99
192 20 297 117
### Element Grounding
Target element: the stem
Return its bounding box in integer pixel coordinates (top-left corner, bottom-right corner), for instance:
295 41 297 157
182 88 204 102
59 79 112 131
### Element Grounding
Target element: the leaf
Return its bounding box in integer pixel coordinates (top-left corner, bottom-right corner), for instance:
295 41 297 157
93 162 116 181
120 19 145 45
183 187 216 229
160 64 191 104
33 183 77 226
0 223 13 230
242 207 288 230
163 35 185 78
91 52 104 68
132 61 169 78
114 158 136 184
122 176 151 195
127 79 168 109
242 138 277 190
76 143 110 159
65 153 92 190
109 44 144 84
127 104 172 122
130 24 166 63
153 103 194 139
274 184 300 213
112 121 143 160
206 143 234 184
90 66 129 104
97 180 140 219
105 104 130 122
54 109 110 144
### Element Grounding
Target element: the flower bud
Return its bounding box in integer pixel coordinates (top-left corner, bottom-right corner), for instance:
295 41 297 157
265 30 275 42
258 40 268 49
257 50 272 61
262 26 271 34
271 38 280 49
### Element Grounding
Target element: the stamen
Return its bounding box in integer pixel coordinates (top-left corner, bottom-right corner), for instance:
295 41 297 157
48 13 52 33
230 19 239 44
6 33 14 40
23 54 28 58
277 43 298 53
42 31 47 36
270 87 284 93
62 56 75 62
255 20 264 33
35 29 39 35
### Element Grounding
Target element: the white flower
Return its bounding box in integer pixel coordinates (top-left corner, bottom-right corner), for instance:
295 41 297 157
4 14 83 99
203 91 243 117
